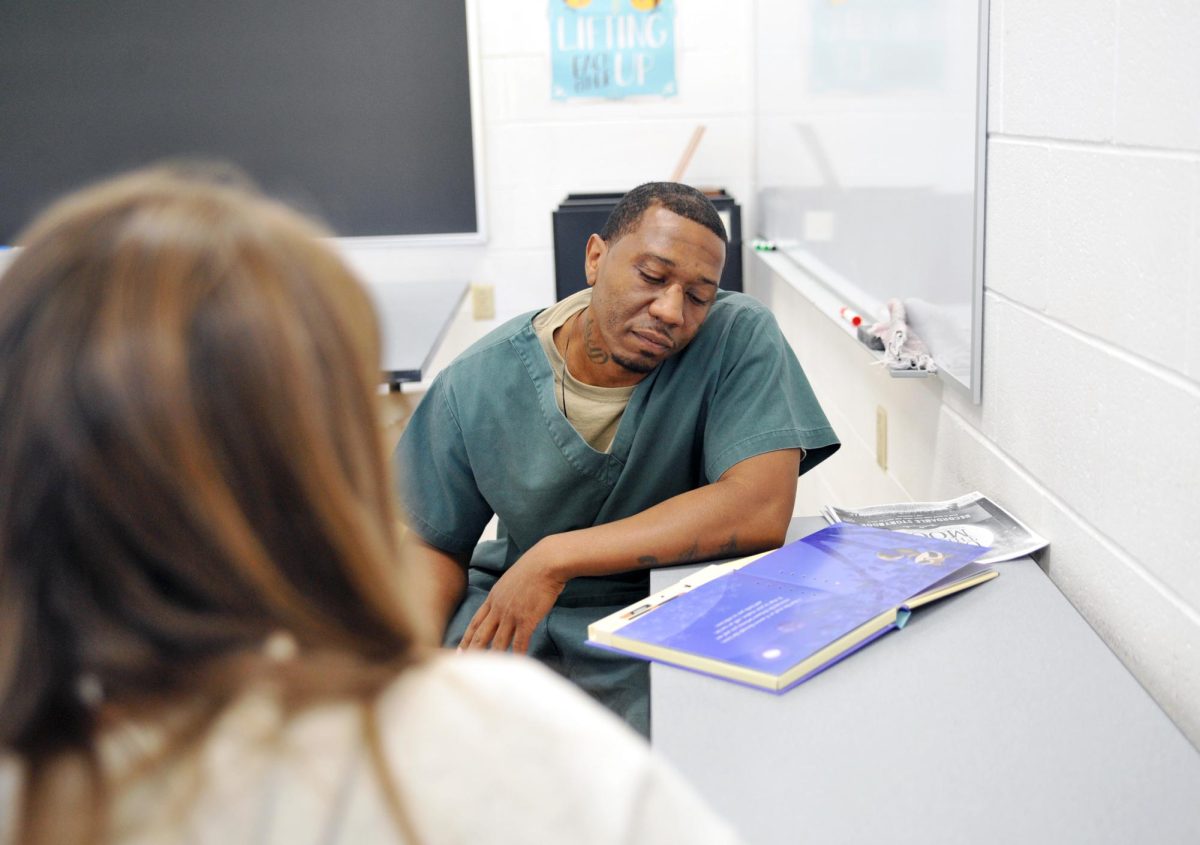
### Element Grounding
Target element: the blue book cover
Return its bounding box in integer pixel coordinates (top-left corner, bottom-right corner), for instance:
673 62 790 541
588 524 995 691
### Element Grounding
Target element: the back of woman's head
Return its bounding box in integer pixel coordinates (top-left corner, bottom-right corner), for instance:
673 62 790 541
0 167 427 767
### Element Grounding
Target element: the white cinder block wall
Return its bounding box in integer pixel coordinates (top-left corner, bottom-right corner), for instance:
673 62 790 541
755 0 1200 746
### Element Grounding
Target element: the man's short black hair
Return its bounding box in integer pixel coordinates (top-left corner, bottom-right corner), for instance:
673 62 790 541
599 182 728 244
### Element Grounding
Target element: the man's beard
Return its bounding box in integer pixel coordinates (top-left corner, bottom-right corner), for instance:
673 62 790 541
611 351 659 374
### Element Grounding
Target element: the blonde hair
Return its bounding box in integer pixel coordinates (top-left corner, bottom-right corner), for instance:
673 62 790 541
0 167 432 843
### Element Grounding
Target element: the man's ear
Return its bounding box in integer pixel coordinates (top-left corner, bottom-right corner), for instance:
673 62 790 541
583 234 606 288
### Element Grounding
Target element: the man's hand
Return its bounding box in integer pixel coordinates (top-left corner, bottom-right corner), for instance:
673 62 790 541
459 540 568 654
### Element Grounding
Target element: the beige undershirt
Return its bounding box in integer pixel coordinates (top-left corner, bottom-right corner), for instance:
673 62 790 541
533 289 634 453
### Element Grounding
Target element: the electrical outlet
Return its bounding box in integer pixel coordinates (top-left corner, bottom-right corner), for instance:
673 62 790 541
875 406 888 471
470 283 495 321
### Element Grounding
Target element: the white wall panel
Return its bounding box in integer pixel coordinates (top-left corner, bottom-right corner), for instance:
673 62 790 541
1000 0 1117 141
1114 0 1200 151
474 247 557 316
485 118 747 194
482 52 750 126
982 298 1200 605
986 140 1196 374
477 2 546 56
675 0 754 50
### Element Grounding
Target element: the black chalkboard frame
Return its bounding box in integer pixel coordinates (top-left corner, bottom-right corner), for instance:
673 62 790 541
0 0 485 246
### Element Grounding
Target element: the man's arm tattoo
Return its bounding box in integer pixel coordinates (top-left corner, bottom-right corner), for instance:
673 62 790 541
638 539 701 569
717 534 740 557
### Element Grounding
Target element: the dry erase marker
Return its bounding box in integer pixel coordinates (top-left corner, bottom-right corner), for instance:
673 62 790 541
839 306 863 327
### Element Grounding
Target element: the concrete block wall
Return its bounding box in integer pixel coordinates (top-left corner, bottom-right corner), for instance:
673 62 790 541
756 0 1200 745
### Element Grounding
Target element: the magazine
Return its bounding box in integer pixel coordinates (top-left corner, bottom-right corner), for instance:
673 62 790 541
588 524 996 693
822 491 1047 565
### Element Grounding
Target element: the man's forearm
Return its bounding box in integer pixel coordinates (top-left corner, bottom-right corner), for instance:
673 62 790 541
404 534 470 634
455 450 803 653
533 449 801 581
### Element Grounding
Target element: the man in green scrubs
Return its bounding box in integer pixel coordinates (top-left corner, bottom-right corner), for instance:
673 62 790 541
396 183 839 735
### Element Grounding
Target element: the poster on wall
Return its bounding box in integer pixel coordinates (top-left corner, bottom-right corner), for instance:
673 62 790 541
550 0 676 100
810 0 947 94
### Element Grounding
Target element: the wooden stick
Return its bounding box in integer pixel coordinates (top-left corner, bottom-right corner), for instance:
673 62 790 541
669 125 706 182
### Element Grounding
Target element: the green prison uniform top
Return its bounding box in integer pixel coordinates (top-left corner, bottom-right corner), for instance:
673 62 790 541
395 291 839 732
397 290 838 599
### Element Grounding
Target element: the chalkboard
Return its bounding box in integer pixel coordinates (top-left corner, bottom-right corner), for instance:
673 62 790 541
755 0 988 400
0 0 477 244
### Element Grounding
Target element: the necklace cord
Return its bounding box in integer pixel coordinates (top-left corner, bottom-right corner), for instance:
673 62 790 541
562 313 573 420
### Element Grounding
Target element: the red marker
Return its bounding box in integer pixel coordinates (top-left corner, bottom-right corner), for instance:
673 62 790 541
839 306 863 327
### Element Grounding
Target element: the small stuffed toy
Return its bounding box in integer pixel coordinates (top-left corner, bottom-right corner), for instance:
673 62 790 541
868 299 937 372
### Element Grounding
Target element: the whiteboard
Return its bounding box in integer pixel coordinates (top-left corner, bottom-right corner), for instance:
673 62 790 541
755 0 988 400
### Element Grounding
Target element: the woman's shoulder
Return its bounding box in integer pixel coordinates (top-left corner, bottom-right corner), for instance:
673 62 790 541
83 653 743 845
374 652 743 845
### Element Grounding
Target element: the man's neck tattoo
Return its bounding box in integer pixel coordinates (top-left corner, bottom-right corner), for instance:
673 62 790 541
584 313 610 365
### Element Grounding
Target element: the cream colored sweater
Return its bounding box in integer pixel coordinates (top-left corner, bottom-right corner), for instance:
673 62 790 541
3 653 743 845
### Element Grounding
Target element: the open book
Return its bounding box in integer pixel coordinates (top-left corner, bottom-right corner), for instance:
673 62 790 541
588 524 996 693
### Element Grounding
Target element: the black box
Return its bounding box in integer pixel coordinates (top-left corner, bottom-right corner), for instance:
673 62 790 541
551 190 742 301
